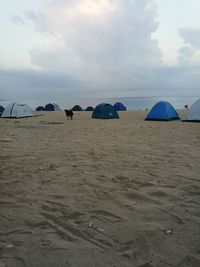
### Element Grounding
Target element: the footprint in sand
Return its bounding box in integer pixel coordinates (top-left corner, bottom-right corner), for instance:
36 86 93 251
0 261 6 267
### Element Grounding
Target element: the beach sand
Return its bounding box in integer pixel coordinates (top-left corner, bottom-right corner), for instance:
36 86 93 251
0 111 200 267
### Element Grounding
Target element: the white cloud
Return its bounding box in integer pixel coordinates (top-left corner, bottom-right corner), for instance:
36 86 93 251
25 0 163 89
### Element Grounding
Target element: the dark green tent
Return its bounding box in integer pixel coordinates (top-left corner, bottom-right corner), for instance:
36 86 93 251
36 106 45 111
92 103 119 119
85 106 94 111
71 105 83 111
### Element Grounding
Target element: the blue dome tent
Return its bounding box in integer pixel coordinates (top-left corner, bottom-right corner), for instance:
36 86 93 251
114 102 126 111
145 101 180 121
44 103 62 111
45 103 54 111
0 105 5 116
92 103 119 119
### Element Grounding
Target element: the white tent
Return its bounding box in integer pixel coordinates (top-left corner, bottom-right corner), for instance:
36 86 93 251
184 98 200 121
53 103 62 111
2 103 35 118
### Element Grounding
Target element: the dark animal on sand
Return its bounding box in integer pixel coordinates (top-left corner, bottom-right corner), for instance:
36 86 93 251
64 109 74 120
184 104 189 110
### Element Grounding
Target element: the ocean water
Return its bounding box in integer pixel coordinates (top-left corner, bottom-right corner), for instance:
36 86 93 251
0 95 199 111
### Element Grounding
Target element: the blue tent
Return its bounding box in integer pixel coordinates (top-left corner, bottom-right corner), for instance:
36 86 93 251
45 103 54 111
92 103 119 119
0 105 5 116
114 102 126 111
145 101 180 121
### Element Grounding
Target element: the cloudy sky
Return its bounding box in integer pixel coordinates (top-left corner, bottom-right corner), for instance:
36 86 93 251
1 0 200 102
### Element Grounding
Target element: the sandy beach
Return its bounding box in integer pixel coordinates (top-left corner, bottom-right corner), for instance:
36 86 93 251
0 110 200 267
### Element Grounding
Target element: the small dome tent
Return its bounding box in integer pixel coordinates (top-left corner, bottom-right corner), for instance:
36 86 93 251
145 101 180 121
45 103 54 111
53 103 62 111
2 103 34 118
0 105 5 116
114 102 126 111
71 105 83 111
92 103 119 119
36 106 45 111
85 106 94 111
184 98 200 122
44 103 62 111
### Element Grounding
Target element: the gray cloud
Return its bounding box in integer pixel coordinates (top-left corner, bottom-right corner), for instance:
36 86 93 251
177 46 194 65
0 68 87 101
179 27 200 49
0 65 199 103
177 26 200 66
24 10 45 22
10 15 26 26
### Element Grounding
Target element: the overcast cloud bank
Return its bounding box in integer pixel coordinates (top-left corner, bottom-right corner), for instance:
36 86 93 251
1 0 200 101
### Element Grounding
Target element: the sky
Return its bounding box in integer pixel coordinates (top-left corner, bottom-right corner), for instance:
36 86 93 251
0 0 200 102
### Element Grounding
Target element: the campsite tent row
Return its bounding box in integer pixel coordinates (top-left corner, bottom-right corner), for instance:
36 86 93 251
0 102 122 119
0 102 119 119
43 98 200 121
35 102 127 112
36 103 62 111
36 104 83 111
92 101 181 120
69 102 127 112
1 99 200 120
85 102 126 112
